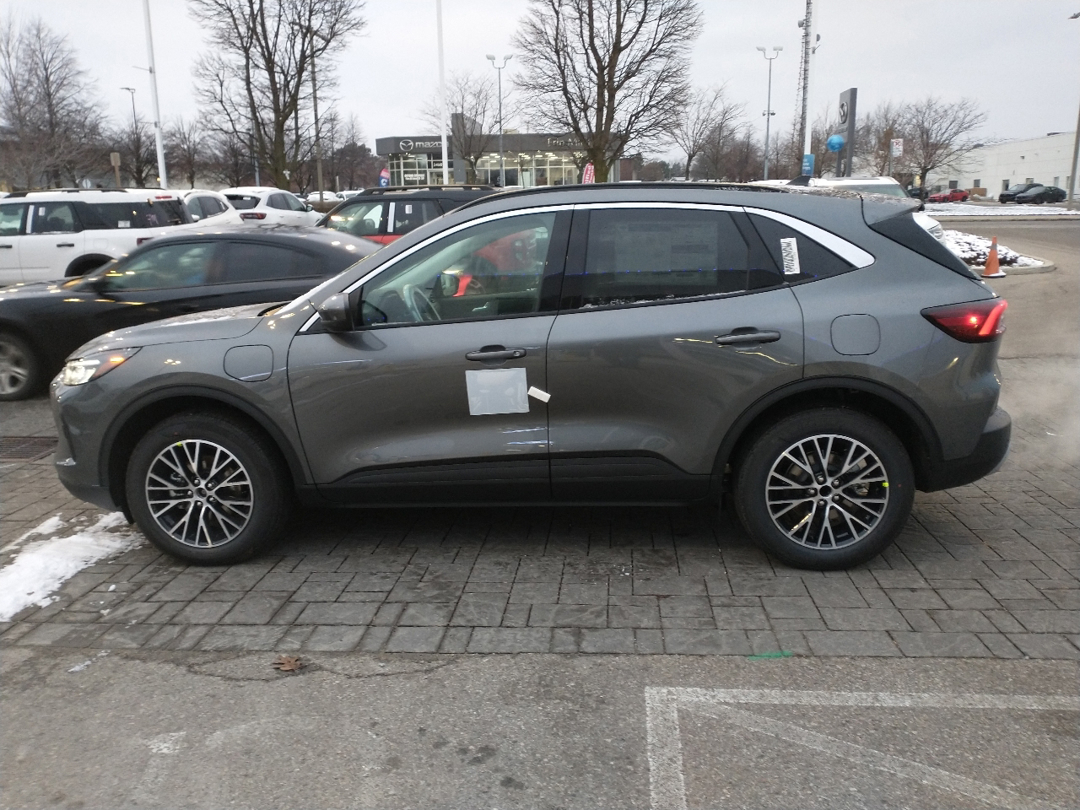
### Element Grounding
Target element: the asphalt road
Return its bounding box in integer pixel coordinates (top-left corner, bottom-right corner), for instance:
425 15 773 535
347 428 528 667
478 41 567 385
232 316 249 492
1 219 1078 810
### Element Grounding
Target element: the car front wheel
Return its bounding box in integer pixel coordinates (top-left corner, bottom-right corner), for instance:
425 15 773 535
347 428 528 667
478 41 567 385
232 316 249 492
735 409 914 570
126 412 292 564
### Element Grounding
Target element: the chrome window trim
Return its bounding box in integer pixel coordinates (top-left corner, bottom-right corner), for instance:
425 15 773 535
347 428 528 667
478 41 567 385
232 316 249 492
744 207 875 268
571 201 744 213
299 204 570 332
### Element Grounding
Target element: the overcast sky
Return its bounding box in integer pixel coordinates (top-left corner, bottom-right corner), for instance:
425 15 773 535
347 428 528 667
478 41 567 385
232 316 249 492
3 0 1078 159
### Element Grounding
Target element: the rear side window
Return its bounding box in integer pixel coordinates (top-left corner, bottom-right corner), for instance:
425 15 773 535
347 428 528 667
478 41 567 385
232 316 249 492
0 203 28 236
88 201 187 228
220 242 320 283
747 214 854 282
562 208 769 310
388 200 439 235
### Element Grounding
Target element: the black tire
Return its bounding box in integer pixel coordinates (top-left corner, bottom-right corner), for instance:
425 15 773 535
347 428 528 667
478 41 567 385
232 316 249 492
734 408 914 570
0 331 42 401
125 411 292 565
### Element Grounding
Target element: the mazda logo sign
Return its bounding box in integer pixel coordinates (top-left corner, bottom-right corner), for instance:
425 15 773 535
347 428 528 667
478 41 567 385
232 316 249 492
399 139 414 152
838 102 849 125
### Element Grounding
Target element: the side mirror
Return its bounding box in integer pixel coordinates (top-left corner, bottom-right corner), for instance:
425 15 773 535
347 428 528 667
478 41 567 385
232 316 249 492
306 204 314 212
316 292 355 332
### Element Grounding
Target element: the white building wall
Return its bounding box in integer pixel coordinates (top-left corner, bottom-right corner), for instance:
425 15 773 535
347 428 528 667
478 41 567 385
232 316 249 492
926 132 1076 195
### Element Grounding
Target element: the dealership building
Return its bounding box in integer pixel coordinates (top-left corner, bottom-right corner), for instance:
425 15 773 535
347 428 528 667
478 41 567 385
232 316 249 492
927 131 1076 196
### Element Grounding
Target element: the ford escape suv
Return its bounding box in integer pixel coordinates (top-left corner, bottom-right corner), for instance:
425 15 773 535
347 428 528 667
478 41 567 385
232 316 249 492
52 183 1010 570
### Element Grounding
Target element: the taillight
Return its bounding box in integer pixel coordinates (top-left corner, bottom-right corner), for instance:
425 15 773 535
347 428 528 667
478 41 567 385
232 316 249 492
239 212 267 220
922 299 1007 343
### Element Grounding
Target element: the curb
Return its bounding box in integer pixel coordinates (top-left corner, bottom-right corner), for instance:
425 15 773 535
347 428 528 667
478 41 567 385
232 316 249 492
971 255 1056 276
932 215 1080 222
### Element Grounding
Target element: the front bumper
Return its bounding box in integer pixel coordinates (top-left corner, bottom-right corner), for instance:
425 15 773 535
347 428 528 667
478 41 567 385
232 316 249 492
920 407 1011 492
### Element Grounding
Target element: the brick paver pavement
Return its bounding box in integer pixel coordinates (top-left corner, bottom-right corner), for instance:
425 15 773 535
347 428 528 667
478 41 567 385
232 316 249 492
2 392 1077 659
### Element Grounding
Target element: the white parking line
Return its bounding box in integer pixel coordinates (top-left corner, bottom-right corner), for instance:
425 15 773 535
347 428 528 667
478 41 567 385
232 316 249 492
645 687 1080 810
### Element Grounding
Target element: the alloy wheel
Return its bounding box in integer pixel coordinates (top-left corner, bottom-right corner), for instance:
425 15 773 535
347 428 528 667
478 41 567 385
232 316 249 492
144 439 254 548
765 433 890 549
0 337 30 396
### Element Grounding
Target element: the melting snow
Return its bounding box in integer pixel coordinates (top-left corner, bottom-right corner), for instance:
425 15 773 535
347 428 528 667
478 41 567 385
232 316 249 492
2 515 66 552
0 513 142 621
942 230 1041 268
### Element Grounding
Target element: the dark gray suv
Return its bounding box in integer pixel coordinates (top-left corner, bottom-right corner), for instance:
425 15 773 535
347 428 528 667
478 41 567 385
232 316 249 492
51 184 1010 570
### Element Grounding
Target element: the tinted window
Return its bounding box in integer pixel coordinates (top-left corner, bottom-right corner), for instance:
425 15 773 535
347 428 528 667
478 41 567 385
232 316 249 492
186 196 206 219
226 195 259 210
282 193 307 212
0 203 28 236
99 242 216 290
748 214 854 282
388 200 440 235
30 202 78 234
88 200 187 228
267 194 289 210
359 212 557 326
564 208 755 309
325 201 385 237
220 242 320 282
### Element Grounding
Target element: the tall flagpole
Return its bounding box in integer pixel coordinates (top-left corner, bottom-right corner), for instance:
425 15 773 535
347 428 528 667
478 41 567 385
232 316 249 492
143 0 168 188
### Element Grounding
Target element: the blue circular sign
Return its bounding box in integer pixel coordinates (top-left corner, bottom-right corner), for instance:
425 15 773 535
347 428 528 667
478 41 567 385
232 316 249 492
826 134 845 152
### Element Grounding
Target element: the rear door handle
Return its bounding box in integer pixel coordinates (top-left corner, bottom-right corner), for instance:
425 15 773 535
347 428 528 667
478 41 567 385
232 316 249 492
715 330 781 346
466 346 526 362
0 244 12 249
177 304 200 313
56 243 75 248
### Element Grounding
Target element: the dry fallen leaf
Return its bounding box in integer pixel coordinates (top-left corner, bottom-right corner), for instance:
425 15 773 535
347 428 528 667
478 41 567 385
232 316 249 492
271 654 305 673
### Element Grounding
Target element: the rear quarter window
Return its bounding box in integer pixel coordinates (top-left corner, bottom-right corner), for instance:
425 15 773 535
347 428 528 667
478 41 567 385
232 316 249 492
747 214 854 282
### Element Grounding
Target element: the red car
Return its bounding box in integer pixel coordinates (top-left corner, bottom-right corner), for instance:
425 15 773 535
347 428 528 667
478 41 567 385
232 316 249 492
927 188 969 203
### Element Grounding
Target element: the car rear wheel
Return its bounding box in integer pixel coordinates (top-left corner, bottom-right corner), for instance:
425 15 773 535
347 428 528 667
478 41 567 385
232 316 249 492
735 409 914 570
126 412 292 564
0 332 41 401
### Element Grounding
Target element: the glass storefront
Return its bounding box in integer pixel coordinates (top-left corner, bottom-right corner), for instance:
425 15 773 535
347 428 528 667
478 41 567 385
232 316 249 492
387 150 585 187
388 153 449 187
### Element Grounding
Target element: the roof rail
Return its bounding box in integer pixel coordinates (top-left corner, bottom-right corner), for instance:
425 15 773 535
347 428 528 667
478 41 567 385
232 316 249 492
455 180 787 209
359 185 493 195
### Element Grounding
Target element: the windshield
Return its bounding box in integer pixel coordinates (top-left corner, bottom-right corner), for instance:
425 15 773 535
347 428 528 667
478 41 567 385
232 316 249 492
1006 184 1029 192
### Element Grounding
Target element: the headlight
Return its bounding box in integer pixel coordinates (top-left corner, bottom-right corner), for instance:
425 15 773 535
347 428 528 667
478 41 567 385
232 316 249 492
60 348 140 386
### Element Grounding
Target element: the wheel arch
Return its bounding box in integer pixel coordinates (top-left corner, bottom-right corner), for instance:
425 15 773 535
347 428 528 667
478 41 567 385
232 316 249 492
65 253 113 277
102 386 309 517
714 377 943 493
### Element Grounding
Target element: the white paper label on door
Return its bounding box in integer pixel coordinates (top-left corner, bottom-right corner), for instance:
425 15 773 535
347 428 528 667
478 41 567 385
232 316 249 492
466 368 529 415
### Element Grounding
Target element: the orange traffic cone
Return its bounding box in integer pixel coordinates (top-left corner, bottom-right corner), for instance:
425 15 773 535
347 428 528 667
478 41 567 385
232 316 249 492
982 237 1006 278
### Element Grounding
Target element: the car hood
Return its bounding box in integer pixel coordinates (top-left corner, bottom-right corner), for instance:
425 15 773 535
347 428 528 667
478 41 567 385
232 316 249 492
0 279 74 300
68 302 270 358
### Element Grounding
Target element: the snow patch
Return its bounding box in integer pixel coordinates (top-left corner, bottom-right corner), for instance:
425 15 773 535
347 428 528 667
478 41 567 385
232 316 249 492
925 202 1078 217
2 515 67 552
941 230 1041 268
0 513 142 621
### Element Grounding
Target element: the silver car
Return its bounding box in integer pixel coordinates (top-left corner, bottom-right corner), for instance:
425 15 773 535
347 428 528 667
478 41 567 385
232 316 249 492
52 184 1010 570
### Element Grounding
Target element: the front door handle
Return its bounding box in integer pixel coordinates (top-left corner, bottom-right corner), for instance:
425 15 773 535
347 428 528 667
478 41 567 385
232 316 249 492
715 330 781 346
466 345 526 362
56 242 75 248
0 244 12 249
177 304 201 313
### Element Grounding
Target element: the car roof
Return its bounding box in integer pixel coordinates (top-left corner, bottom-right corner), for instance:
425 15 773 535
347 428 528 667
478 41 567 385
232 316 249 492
358 185 494 198
144 224 377 254
3 188 184 202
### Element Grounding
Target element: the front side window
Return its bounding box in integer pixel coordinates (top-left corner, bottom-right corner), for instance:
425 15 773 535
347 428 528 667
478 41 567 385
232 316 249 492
562 208 758 310
0 203 28 236
220 242 319 282
267 194 289 210
30 202 78 234
358 212 558 327
98 242 216 290
283 193 307 212
326 201 386 237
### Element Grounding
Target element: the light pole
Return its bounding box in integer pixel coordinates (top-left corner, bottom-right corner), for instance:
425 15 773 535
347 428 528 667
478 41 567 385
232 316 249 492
756 46 782 180
486 54 512 186
120 87 137 186
1068 11 1080 206
141 0 167 188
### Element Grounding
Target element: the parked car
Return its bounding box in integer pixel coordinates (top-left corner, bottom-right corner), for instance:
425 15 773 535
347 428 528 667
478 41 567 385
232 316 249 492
0 226 376 401
320 185 496 244
0 189 191 283
51 184 1011 571
305 191 343 205
220 187 323 226
998 183 1041 203
339 189 365 199
1014 185 1067 204
179 189 242 225
927 188 969 203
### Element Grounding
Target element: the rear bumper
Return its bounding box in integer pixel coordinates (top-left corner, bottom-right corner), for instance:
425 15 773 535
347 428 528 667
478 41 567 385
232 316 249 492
920 407 1011 492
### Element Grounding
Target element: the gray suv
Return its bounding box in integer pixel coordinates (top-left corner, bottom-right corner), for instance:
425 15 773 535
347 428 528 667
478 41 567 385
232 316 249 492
51 184 1010 570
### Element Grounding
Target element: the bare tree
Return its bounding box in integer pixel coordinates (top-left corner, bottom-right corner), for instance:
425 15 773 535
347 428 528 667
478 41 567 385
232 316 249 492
0 16 104 188
114 113 156 187
667 86 742 180
166 117 207 189
513 0 700 182
855 101 907 177
903 96 987 191
190 0 365 189
204 128 256 188
693 114 745 180
332 114 382 189
421 71 498 183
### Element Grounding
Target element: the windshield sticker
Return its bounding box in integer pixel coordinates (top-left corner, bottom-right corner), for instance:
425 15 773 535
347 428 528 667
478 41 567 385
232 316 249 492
466 368 529 415
780 237 801 275
118 220 131 228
